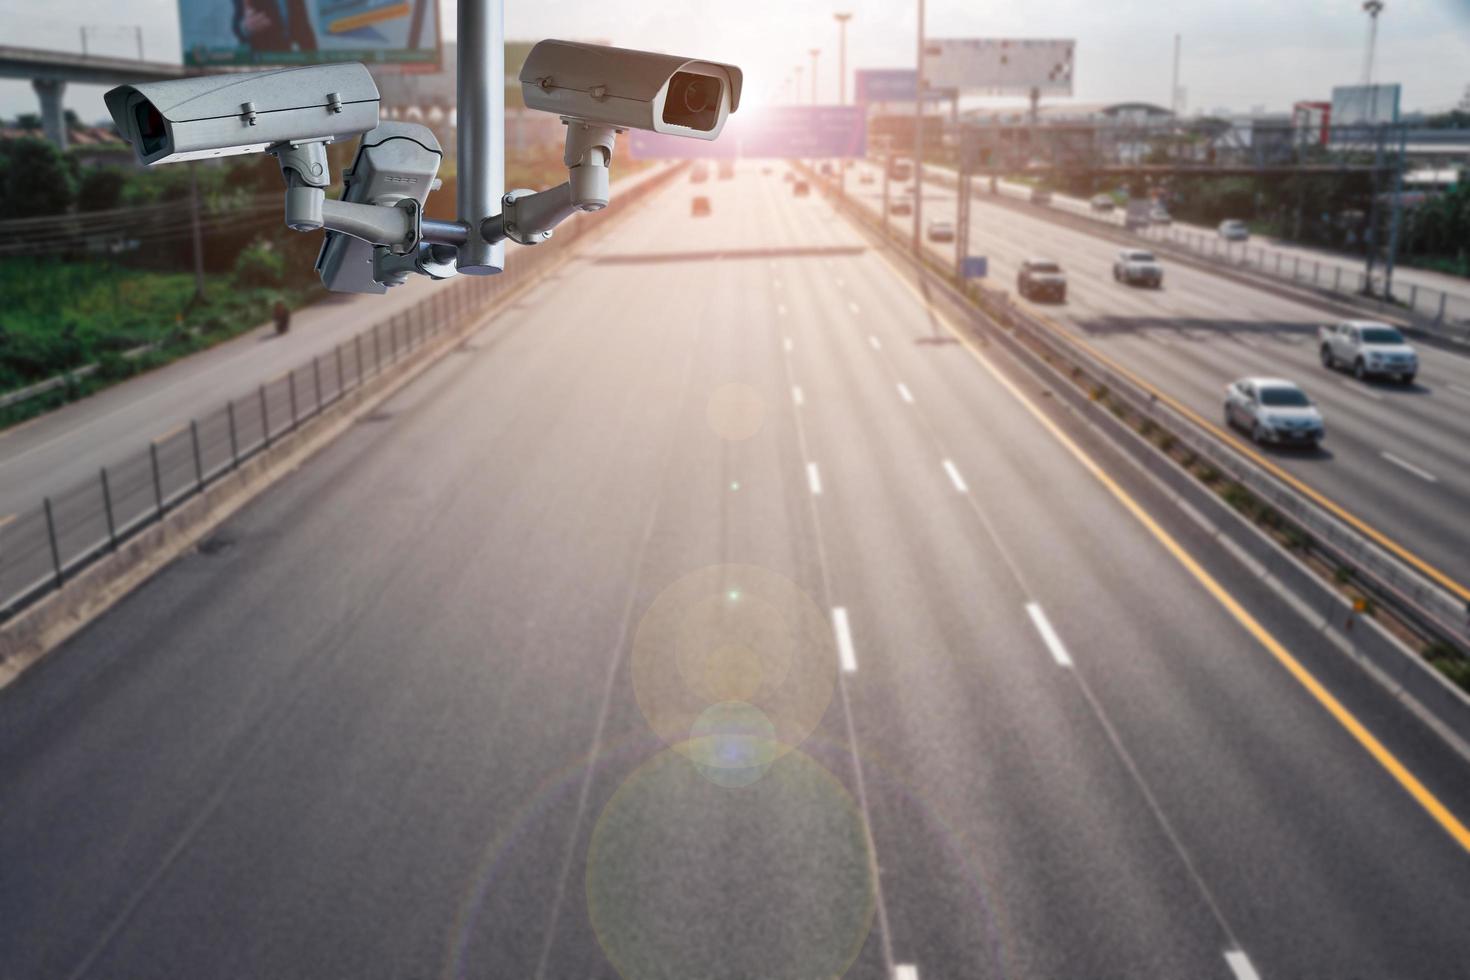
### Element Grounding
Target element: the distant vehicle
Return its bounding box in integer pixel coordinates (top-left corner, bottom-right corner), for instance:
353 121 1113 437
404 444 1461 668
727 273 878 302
1090 194 1115 213
1319 320 1418 383
926 220 955 242
1113 249 1163 287
820 162 834 176
889 198 913 216
793 180 811 197
1224 378 1324 447
1149 205 1172 225
1017 258 1067 302
718 161 735 180
691 195 712 217
691 163 709 183
888 160 913 181
1029 187 1053 205
1124 199 1153 230
1218 219 1250 241
859 170 875 185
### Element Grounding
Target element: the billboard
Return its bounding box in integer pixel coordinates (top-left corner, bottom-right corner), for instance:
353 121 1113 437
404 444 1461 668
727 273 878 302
628 107 867 160
854 69 949 104
180 0 440 68
922 38 1074 97
1330 84 1401 126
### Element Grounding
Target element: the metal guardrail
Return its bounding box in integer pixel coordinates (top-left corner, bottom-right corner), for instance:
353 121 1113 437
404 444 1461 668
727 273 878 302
821 165 1470 653
0 164 681 621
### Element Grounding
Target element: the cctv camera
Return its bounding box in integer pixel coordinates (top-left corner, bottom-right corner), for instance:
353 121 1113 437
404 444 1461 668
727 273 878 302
104 64 380 166
519 39 742 140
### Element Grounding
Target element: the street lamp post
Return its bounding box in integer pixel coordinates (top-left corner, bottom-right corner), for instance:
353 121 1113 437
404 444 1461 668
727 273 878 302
913 0 925 255
835 12 852 198
809 49 820 105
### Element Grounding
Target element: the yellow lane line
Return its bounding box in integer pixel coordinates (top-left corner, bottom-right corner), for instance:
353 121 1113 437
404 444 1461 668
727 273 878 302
328 3 410 34
875 246 1470 854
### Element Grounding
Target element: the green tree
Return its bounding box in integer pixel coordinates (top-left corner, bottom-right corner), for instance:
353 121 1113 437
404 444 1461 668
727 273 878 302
0 137 77 217
14 112 42 131
77 167 128 212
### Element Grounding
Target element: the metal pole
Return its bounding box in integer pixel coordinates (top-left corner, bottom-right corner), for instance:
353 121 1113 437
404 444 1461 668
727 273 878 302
190 419 204 490
44 498 64 589
100 468 117 549
313 356 323 413
1363 123 1384 292
149 443 164 516
912 0 925 256
227 401 239 467
809 49 819 105
835 14 851 104
1383 124 1407 300
336 344 345 401
456 0 505 275
355 334 364 384
260 384 272 448
288 371 298 430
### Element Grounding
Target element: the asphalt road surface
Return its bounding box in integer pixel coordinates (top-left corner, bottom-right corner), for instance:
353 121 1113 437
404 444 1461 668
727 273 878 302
2 163 1468 980
850 159 1470 591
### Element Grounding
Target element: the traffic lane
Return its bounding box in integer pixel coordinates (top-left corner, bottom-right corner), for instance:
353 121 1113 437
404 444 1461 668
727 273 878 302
809 216 1470 976
767 199 1235 977
0 177 716 978
874 179 1470 581
498 167 891 980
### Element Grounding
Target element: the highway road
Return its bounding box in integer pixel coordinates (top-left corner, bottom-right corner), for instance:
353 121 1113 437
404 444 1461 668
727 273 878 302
849 159 1470 590
2 163 1468 979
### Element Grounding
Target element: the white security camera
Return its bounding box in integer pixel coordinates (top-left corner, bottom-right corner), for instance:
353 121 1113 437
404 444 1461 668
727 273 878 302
519 39 742 140
104 64 380 166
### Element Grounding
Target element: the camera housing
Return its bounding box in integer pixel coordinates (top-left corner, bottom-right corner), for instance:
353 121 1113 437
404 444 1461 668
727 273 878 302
104 64 380 166
519 39 741 140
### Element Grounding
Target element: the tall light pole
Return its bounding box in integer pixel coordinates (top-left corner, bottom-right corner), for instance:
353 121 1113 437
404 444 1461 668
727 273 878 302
1360 1 1384 88
834 13 852 104
912 0 925 255
809 48 820 104
794 65 804 107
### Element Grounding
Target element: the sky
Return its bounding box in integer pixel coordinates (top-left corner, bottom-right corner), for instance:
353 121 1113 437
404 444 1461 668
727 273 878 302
2 0 1468 123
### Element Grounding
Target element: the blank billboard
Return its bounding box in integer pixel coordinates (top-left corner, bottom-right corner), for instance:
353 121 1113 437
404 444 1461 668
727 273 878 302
922 39 1074 97
1330 84 1401 126
180 0 439 68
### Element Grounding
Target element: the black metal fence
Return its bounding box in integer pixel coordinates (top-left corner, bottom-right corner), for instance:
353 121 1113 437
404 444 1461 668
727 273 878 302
0 163 680 621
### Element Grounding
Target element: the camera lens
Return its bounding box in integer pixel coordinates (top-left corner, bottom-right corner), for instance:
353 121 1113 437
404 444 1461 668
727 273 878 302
662 71 721 131
134 100 168 156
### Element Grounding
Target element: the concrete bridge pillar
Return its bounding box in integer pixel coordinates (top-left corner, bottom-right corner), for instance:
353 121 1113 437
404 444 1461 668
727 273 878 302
31 78 68 151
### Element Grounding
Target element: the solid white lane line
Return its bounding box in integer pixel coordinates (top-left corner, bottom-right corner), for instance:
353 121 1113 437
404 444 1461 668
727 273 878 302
807 461 823 495
1224 950 1262 980
1380 451 1438 483
850 301 863 315
1025 602 1074 667
832 607 858 673
894 967 919 980
783 336 794 352
896 382 914 404
777 303 788 316
941 458 968 493
792 385 805 406
1448 384 1470 399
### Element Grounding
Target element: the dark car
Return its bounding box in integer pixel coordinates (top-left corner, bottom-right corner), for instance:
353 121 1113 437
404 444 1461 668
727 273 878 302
889 199 913 216
1017 258 1067 302
793 180 810 197
691 196 712 217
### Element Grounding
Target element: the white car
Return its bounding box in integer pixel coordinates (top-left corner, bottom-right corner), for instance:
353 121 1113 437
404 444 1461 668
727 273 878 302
1318 320 1418 384
1113 249 1164 288
1218 219 1250 241
1224 378 1325 447
926 220 955 242
1149 206 1172 225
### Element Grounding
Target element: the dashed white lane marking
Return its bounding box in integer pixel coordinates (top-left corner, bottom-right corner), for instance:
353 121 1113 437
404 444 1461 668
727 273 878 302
777 303 788 316
1380 450 1438 483
807 461 823 495
850 301 863 315
1224 950 1262 980
941 458 968 493
868 335 882 351
894 965 920 980
783 336 794 352
1025 602 1074 667
792 385 805 406
1448 384 1470 399
1341 379 1384 401
832 607 858 673
896 382 914 404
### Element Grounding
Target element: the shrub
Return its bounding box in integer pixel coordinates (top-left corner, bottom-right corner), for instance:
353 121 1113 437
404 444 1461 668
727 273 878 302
232 240 286 289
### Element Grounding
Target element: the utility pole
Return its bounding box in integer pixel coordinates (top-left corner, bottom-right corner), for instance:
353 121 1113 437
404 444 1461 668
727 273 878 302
912 0 925 256
1363 124 1385 292
834 14 852 104
1383 124 1408 300
809 49 820 104
455 0 505 275
1360 1 1385 88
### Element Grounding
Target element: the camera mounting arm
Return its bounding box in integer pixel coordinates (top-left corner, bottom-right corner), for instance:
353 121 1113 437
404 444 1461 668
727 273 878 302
482 122 619 246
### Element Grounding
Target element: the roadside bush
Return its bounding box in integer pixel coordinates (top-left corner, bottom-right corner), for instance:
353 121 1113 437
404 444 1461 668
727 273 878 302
0 137 76 217
77 167 129 213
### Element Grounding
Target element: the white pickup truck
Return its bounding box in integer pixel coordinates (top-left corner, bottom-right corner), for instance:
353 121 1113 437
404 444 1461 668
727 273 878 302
1113 249 1164 288
1318 320 1418 384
